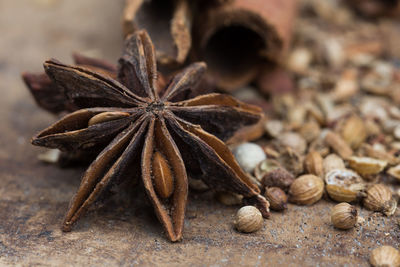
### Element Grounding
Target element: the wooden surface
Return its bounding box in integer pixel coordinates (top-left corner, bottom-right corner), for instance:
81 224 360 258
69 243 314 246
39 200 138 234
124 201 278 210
1 0 399 266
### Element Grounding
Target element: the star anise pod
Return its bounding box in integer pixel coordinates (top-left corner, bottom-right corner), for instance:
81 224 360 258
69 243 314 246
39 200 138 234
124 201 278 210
30 30 269 241
22 53 118 114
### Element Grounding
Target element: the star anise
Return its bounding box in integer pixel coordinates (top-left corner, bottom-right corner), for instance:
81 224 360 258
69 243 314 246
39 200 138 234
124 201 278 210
22 53 118 114
30 30 269 241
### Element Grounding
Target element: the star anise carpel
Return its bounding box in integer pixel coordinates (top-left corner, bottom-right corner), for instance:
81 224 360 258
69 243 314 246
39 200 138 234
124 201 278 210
29 30 269 242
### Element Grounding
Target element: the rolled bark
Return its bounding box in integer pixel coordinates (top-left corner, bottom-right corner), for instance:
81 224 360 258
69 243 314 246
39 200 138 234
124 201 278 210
192 0 298 91
123 0 192 66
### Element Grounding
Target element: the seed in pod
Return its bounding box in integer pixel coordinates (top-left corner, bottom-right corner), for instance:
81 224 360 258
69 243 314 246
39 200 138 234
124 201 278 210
323 154 345 174
264 187 288 211
254 159 282 182
370 246 400 267
152 151 174 198
363 184 397 216
234 206 263 233
232 143 266 173
331 203 358 230
261 168 295 192
348 156 387 178
304 150 324 177
289 174 324 205
325 169 366 203
88 111 130 126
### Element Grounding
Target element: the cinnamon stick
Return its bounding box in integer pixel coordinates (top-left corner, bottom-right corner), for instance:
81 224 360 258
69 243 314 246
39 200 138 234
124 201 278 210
192 0 298 91
123 0 192 66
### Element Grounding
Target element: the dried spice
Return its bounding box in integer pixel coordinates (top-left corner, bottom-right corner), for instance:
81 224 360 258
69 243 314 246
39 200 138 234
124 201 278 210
370 246 400 267
28 30 269 242
325 169 366 203
22 53 117 114
261 168 295 192
289 175 324 205
363 184 397 216
304 150 324 177
331 202 358 230
264 187 288 211
123 0 298 91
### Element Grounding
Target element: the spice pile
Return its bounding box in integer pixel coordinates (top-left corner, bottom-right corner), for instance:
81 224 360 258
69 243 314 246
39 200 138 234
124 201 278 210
221 0 400 265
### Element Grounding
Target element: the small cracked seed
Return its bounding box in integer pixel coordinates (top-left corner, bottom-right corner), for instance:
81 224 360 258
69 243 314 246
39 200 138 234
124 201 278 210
370 246 400 267
254 159 282 182
325 169 366 203
348 156 387 177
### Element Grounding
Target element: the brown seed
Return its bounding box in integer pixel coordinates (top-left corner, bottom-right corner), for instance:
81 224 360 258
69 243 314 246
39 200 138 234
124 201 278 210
331 203 358 230
261 168 295 192
364 119 382 137
152 151 174 198
264 120 284 138
325 169 366 203
88 111 130 126
264 187 287 211
277 147 304 176
337 115 366 149
309 138 331 157
287 106 307 129
277 132 307 155
359 143 399 165
348 156 387 177
304 150 324 177
289 174 324 205
370 246 400 267
234 206 263 233
388 165 400 181
324 131 353 159
323 154 345 174
254 159 282 182
299 120 321 143
363 184 397 216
